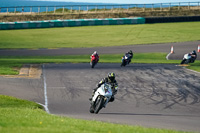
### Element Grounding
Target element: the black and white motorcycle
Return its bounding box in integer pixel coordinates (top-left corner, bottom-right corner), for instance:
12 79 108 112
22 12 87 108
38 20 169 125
121 54 131 67
180 53 196 64
89 83 117 114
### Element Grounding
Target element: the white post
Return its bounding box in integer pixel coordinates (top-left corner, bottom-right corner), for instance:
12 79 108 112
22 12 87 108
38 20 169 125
112 6 113 13
160 3 162 11
46 7 48 14
188 2 190 10
22 7 24 15
87 5 88 13
135 4 137 11
199 2 200 10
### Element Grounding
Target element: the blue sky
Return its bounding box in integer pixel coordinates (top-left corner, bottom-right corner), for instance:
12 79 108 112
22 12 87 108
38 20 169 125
35 0 200 4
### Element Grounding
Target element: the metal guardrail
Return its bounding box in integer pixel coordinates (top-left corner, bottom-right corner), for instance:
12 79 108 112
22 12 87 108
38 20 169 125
0 2 200 15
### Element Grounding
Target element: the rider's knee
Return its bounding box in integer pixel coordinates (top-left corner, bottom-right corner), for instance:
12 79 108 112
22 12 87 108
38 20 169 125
109 96 115 102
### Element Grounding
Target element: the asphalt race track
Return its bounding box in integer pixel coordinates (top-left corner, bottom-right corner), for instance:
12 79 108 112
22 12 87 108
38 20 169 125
1 63 200 132
0 41 200 60
0 42 200 132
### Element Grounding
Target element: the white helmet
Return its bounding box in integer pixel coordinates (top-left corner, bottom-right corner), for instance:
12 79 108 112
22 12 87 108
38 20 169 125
93 51 97 55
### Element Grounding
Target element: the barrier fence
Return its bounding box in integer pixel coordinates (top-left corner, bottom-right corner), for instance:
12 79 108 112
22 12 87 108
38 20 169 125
0 17 145 30
0 2 200 15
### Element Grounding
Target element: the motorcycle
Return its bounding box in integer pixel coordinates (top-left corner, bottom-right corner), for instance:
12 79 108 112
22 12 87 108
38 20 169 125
89 83 114 114
90 55 99 68
180 53 195 64
121 54 131 67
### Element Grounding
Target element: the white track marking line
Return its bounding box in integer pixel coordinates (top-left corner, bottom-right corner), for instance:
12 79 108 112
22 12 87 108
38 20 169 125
48 87 66 89
42 64 50 113
166 52 171 60
36 102 46 108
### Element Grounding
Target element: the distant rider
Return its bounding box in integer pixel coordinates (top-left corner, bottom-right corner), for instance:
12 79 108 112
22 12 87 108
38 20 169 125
90 51 99 62
125 50 133 64
189 50 197 63
90 72 118 102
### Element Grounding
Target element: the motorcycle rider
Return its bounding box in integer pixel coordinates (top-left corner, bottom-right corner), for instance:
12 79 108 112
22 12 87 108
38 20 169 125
90 72 118 102
189 50 197 63
90 51 99 62
124 50 133 64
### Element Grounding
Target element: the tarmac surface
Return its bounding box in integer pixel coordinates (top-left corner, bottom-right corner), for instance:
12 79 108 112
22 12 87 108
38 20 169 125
0 41 200 60
0 41 200 132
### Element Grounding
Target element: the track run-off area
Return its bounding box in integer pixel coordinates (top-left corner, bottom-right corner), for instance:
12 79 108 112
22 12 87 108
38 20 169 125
0 41 200 132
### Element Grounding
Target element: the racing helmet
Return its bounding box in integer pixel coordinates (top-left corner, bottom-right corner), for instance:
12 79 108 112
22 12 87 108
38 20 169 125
128 50 133 55
108 72 115 82
192 50 196 54
93 51 97 55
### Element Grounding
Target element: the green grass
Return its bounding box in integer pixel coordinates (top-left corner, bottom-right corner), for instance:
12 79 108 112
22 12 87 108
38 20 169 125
1 53 200 75
187 61 200 72
0 95 191 133
0 22 200 49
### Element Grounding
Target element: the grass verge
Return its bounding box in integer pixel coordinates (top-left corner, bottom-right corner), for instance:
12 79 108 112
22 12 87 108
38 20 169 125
0 95 191 133
0 53 199 75
0 22 200 49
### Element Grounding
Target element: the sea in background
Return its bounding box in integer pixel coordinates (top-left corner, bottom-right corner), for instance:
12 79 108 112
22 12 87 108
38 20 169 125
0 0 198 13
0 0 113 7
0 0 116 12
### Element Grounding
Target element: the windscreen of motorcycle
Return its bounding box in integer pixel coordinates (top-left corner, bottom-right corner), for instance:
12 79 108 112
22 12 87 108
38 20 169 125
104 84 112 96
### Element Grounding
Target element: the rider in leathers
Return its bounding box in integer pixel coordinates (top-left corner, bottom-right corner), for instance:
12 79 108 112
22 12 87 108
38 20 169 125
189 50 197 63
90 51 99 62
125 50 133 64
90 72 118 102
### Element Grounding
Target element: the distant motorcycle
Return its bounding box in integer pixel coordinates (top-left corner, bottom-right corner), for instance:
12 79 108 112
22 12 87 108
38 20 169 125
90 56 99 68
121 54 131 67
89 83 115 114
180 53 195 64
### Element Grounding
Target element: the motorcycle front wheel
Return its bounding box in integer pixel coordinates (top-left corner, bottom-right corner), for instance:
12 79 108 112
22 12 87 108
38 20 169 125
89 104 94 113
121 60 126 67
180 59 186 64
91 61 96 68
94 96 104 114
